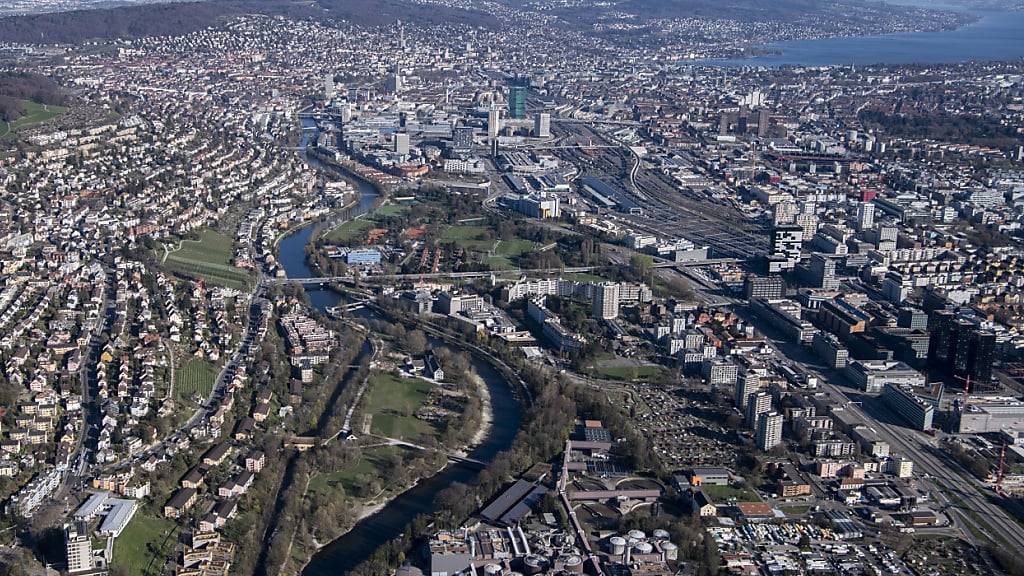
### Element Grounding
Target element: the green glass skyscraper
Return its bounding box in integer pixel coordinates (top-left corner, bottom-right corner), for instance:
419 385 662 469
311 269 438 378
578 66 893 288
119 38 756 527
508 85 526 119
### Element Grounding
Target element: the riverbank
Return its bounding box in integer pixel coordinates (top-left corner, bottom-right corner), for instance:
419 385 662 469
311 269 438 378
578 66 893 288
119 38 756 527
458 371 493 457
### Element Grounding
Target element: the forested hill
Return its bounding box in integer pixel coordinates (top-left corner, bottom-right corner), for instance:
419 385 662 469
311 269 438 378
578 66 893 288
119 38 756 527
0 0 498 44
0 72 66 122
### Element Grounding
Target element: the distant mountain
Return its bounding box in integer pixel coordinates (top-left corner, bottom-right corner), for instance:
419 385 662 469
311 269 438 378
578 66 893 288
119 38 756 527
0 0 498 44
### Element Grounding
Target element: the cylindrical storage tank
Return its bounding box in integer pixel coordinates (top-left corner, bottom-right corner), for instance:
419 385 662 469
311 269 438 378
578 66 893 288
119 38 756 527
484 564 503 576
609 536 627 556
523 555 545 575
652 529 670 541
634 542 654 555
563 555 584 574
661 542 679 561
627 529 646 541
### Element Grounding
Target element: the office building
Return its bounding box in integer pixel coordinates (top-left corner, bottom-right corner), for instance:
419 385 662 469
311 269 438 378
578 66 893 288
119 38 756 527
744 275 785 300
65 522 93 574
768 224 803 273
845 360 926 393
897 307 928 331
514 193 560 219
812 331 849 369
818 298 869 340
592 282 620 320
746 392 772 429
533 112 550 138
386 64 402 93
881 383 934 431
757 108 770 137
323 74 335 100
437 292 484 315
855 201 874 231
487 107 501 140
394 132 409 156
452 126 474 155
808 253 840 290
508 85 527 119
928 312 997 385
756 412 784 451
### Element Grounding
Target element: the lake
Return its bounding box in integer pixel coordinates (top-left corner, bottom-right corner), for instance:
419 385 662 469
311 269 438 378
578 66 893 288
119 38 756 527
696 8 1024 67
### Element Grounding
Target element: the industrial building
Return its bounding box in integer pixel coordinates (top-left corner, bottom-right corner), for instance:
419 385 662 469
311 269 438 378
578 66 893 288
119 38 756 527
958 399 1024 434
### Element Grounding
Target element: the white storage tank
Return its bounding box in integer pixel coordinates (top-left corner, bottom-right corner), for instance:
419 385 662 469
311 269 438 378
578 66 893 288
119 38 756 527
661 541 679 561
609 536 627 556
484 564 503 576
562 555 584 574
634 541 654 555
627 529 646 541
652 529 670 541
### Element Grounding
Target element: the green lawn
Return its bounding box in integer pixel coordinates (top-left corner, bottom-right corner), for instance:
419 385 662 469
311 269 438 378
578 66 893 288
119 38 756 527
112 510 179 576
494 238 537 257
486 255 517 270
591 364 666 381
441 225 495 250
0 100 67 140
176 358 217 404
702 483 761 503
308 445 402 498
364 373 435 443
165 229 251 289
324 217 375 243
374 204 409 218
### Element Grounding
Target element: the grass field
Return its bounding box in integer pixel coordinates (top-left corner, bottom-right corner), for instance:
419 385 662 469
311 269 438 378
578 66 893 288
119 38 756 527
176 358 217 404
308 445 403 498
703 483 761 503
165 229 251 289
112 510 179 576
0 100 67 140
591 364 666 382
373 204 409 218
364 373 435 443
494 238 537 257
323 203 408 244
324 217 375 243
486 255 517 270
441 225 495 251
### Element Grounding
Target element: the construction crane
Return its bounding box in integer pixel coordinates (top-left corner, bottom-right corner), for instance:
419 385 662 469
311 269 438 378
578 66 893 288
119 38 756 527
996 441 1008 496
954 374 972 409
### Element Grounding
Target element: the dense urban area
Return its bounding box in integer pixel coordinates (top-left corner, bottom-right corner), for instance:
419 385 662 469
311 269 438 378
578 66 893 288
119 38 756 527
0 0 1022 575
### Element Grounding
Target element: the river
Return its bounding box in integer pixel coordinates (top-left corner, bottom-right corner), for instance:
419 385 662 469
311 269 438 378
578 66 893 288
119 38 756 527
279 121 522 575
695 6 1024 67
